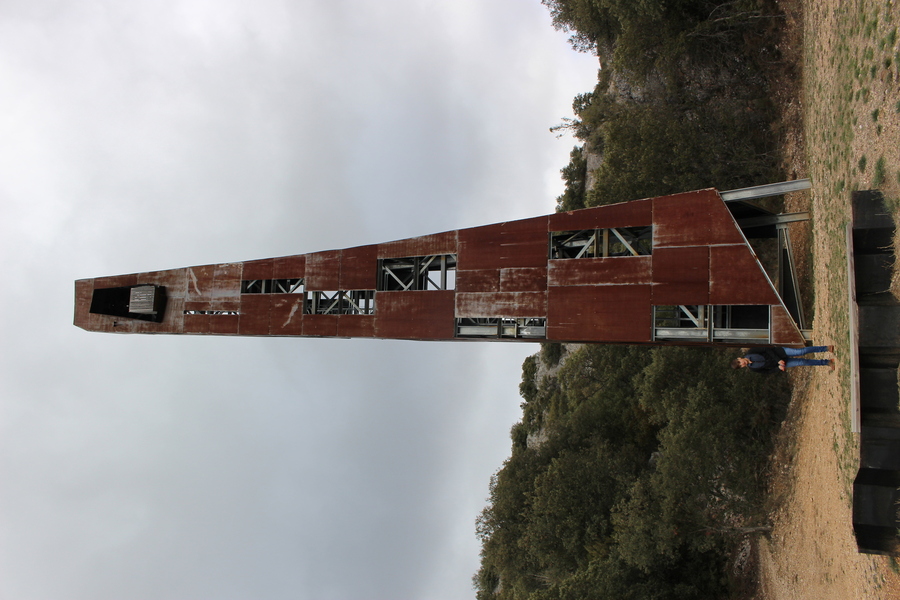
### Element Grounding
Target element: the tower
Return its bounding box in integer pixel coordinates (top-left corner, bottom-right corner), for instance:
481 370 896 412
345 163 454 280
75 182 810 347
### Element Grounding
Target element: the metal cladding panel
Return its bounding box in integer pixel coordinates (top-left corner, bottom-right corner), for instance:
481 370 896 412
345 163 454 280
458 216 549 270
270 295 305 335
135 268 188 333
74 279 94 329
500 267 547 292
274 254 306 279
653 189 743 248
183 314 210 334
548 285 652 342
303 314 339 337
186 265 216 302
650 246 710 305
456 269 500 293
209 314 240 335
548 198 652 231
455 292 547 318
239 295 272 335
306 250 342 290
548 256 652 287
338 315 376 338
709 245 781 305
378 231 459 259
242 258 275 280
94 274 139 289
340 245 378 290
770 305 806 347
376 290 456 339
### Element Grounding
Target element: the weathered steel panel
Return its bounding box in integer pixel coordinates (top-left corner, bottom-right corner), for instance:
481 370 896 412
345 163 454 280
214 262 242 283
500 267 547 292
650 246 710 305
186 265 216 301
547 285 652 342
238 295 271 335
376 290 456 339
709 245 780 305
73 279 95 331
93 274 139 289
209 314 239 335
456 269 500 293
548 256 652 287
706 194 748 245
653 190 713 248
455 292 547 318
274 254 306 279
548 198 652 231
340 245 378 290
378 231 459 259
306 250 342 290
338 315 376 338
183 314 210 334
242 258 275 281
270 295 305 335
770 305 806 347
458 216 549 270
303 314 339 337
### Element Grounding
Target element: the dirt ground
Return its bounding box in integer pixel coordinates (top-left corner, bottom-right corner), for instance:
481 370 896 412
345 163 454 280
753 0 900 598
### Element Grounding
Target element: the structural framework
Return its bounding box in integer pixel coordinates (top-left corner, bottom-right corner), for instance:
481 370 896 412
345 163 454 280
75 182 812 347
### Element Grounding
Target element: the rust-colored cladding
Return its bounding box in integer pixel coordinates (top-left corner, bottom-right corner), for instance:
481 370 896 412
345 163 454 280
305 250 342 290
458 216 549 270
75 187 807 347
340 245 378 290
270 295 305 336
548 198 652 231
455 292 547 318
500 267 547 292
376 291 455 340
548 256 652 287
456 269 500 293
378 230 458 259
709 245 780 305
547 285 652 342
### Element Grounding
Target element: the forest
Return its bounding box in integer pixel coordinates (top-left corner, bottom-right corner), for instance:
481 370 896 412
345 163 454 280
474 0 797 597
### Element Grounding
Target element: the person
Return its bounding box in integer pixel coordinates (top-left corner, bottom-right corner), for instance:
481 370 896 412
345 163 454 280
731 345 835 373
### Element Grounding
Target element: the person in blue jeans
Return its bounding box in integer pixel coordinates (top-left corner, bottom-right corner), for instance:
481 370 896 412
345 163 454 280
731 345 835 373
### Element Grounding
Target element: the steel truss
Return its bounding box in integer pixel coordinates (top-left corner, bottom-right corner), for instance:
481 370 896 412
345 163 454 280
455 317 546 339
652 305 770 343
305 290 375 315
550 227 652 259
378 254 457 291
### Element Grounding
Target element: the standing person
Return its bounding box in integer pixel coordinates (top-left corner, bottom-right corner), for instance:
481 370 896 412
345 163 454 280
731 345 835 373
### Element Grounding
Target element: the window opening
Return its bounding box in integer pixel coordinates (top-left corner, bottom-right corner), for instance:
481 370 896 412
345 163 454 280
305 290 375 315
652 305 770 343
241 278 304 294
550 227 651 259
378 254 457 291
455 317 546 339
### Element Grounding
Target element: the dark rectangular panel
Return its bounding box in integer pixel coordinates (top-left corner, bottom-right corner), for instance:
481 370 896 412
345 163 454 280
242 258 275 280
500 267 547 292
548 198 652 231
338 315 376 338
547 285 652 342
376 290 456 339
238 295 272 335
306 250 342 290
456 269 500 293
303 314 339 337
548 256 652 287
458 216 549 270
274 255 306 279
650 246 709 305
378 231 458 259
270 295 305 335
771 305 805 347
709 245 780 305
341 245 378 290
455 292 547 318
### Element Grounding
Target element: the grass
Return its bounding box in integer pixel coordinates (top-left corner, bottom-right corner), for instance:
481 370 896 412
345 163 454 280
874 156 887 186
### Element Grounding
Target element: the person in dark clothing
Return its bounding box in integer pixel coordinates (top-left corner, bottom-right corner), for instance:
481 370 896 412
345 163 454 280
731 345 835 373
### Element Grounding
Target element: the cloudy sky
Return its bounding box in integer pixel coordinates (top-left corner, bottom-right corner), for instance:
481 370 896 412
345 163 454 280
0 1 597 598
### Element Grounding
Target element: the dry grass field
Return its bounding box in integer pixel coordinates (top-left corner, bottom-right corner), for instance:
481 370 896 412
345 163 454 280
753 0 900 597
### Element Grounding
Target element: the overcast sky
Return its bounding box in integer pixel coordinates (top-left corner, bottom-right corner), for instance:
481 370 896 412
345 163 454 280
0 2 598 599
